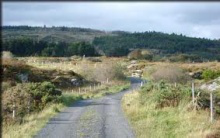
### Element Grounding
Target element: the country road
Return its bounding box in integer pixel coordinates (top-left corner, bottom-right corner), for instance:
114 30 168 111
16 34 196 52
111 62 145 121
35 77 142 138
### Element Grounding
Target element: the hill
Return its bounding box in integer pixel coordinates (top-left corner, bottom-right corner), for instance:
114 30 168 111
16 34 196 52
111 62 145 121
2 25 116 43
2 26 220 62
93 32 220 61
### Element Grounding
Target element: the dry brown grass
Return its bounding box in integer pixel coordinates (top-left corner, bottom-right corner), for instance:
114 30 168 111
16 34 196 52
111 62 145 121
151 65 191 84
19 57 128 81
143 61 220 72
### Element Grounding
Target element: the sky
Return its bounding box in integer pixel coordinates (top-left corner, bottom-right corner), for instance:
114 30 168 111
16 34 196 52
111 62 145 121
3 2 220 39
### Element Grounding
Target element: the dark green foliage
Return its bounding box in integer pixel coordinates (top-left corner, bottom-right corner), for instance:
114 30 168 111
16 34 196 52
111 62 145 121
3 37 98 57
93 32 220 61
139 81 191 108
202 69 220 80
68 42 97 56
2 82 61 123
3 26 220 61
198 89 220 115
28 82 62 110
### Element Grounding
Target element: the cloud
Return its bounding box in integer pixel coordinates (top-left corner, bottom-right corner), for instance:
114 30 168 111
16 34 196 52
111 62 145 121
2 2 220 39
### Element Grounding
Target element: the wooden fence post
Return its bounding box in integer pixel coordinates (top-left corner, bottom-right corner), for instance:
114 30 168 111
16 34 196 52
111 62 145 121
141 81 143 87
210 91 214 122
79 87 81 93
12 104 16 119
28 98 31 114
192 82 195 105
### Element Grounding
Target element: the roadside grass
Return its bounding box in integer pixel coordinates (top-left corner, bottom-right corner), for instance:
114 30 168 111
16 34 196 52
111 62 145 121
122 89 217 138
3 81 130 138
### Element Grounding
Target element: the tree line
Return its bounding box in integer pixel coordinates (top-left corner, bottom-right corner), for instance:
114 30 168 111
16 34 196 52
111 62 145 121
2 27 220 61
2 38 99 57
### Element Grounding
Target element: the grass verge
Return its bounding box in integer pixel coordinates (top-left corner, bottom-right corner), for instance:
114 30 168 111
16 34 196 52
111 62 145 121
3 82 130 138
122 87 219 138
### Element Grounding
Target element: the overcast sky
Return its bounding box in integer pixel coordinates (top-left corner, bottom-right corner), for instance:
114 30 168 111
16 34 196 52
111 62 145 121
3 2 220 39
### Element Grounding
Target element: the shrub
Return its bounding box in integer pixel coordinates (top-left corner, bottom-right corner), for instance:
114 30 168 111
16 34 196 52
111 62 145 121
198 89 220 114
139 81 191 108
128 49 153 60
128 49 142 60
93 63 126 82
2 82 61 123
1 51 14 59
80 62 126 82
151 65 191 84
202 69 220 80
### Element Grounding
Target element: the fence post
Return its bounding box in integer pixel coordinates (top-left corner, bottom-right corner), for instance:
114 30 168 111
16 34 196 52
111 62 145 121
210 91 214 122
79 87 81 93
107 78 109 84
175 82 177 87
72 89 74 93
12 104 16 119
192 82 195 107
28 98 31 114
90 85 92 91
141 81 143 87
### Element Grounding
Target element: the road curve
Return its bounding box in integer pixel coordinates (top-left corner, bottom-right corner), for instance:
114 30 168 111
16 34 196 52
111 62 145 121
35 77 142 138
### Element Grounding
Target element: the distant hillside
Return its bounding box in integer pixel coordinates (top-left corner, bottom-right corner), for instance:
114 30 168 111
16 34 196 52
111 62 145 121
2 26 116 43
93 32 220 61
2 26 220 61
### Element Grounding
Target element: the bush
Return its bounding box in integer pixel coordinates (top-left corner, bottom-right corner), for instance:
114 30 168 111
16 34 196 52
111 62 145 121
151 65 191 84
198 89 220 114
1 51 14 59
80 62 126 82
2 82 61 123
93 63 126 82
202 69 220 80
139 81 191 108
128 49 153 60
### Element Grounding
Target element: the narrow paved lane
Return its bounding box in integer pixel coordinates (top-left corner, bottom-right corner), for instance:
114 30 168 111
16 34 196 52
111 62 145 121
35 77 142 138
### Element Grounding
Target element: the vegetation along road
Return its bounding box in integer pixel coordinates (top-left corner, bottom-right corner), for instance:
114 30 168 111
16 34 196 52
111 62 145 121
35 77 142 138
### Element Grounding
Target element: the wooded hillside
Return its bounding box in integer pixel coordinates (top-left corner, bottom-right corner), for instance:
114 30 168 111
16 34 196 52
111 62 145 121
2 26 220 61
